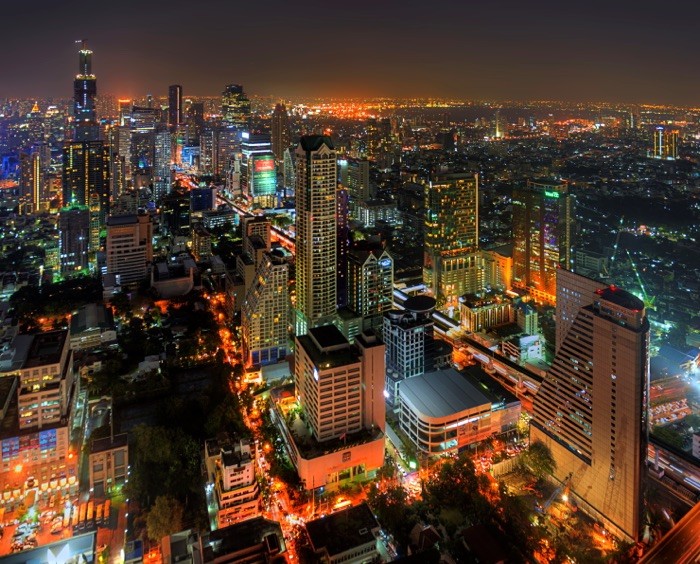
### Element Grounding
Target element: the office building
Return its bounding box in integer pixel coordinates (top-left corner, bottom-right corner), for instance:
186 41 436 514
62 140 110 212
241 253 289 366
512 179 574 305
423 173 481 306
294 135 338 335
459 293 514 333
168 84 182 130
271 103 291 164
222 84 251 130
73 41 99 142
190 187 216 213
241 133 276 208
279 326 385 488
204 436 261 528
530 270 650 541
651 127 679 160
153 127 172 201
105 213 153 286
482 245 513 292
59 206 91 275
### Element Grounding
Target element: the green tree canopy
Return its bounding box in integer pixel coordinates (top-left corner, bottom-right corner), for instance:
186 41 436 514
146 495 184 542
521 440 556 479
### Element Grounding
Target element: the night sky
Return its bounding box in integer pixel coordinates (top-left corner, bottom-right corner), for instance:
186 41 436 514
3 0 700 104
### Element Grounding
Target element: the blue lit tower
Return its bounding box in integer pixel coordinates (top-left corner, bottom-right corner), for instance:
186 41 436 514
73 40 99 142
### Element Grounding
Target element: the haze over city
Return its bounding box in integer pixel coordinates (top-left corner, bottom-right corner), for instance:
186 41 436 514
4 0 700 103
1 1 700 563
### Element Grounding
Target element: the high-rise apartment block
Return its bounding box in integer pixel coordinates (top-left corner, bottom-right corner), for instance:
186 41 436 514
651 126 679 160
512 179 574 305
106 213 153 286
241 253 289 366
59 206 91 275
294 136 338 335
531 270 649 541
271 103 291 164
423 173 481 305
168 84 183 130
347 244 394 327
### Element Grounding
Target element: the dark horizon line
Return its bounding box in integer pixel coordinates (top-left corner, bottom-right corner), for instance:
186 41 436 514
4 92 700 110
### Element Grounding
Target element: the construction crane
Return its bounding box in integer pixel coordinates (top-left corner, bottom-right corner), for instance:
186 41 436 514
625 250 656 309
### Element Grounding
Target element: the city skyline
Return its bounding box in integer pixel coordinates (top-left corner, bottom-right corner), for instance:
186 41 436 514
4 1 700 104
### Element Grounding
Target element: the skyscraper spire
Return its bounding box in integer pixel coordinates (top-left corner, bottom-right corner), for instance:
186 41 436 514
73 40 99 141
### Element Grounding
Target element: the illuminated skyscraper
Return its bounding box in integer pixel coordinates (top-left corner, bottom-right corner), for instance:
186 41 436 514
336 185 349 309
73 40 99 142
271 103 291 164
241 133 276 208
153 127 173 201
294 135 337 335
106 213 153 287
531 270 649 541
59 206 90 275
423 173 481 305
222 84 251 130
651 127 678 160
512 179 574 305
241 253 289 366
19 143 50 214
168 84 183 130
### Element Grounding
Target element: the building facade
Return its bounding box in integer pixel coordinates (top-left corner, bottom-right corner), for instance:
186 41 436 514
294 136 338 334
531 270 649 541
512 179 574 305
423 173 480 306
241 253 289 366
204 436 261 528
105 213 153 286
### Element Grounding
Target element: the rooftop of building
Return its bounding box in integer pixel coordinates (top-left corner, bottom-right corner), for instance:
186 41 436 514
299 135 334 152
106 214 139 226
70 303 115 335
399 368 492 419
460 292 511 308
596 285 645 311
90 432 128 454
461 365 520 407
24 330 68 368
306 503 379 557
403 295 436 314
201 517 285 562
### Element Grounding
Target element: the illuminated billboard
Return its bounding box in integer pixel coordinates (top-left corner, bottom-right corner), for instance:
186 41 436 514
251 153 276 198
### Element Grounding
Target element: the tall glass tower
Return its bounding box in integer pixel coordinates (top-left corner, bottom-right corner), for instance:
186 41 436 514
73 40 99 142
512 178 574 305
